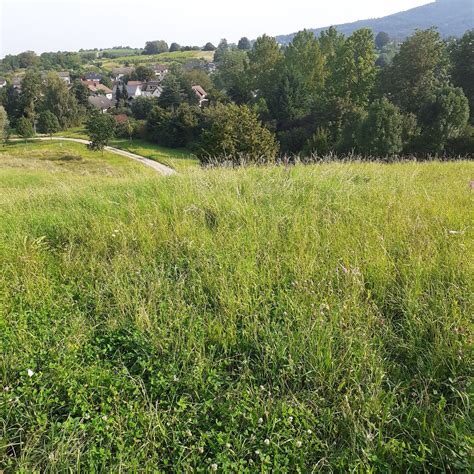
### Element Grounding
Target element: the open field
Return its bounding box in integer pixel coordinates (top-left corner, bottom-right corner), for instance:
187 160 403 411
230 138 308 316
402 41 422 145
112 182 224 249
1 146 473 471
101 50 215 69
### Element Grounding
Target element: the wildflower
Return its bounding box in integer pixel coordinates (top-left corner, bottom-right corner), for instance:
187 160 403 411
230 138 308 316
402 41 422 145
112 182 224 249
211 463 218 471
259 385 265 391
102 415 108 421
4 386 9 392
186 429 192 437
296 440 302 448
255 450 260 455
27 369 34 377
198 446 204 454
307 429 312 435
173 375 179 382
258 417 263 424
226 443 231 449
288 416 293 423
264 438 270 446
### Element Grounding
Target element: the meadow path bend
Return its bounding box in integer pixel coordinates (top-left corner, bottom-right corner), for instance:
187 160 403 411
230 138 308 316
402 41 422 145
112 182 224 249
14 137 177 176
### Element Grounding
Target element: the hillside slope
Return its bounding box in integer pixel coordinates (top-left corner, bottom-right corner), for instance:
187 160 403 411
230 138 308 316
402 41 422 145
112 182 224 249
277 0 473 44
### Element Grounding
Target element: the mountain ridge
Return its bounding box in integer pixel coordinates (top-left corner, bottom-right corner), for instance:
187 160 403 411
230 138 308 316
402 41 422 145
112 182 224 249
276 0 474 44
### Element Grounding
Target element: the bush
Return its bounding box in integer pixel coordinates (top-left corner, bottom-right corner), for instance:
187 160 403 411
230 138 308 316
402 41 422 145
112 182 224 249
277 127 311 155
147 104 201 148
358 98 403 156
197 103 279 164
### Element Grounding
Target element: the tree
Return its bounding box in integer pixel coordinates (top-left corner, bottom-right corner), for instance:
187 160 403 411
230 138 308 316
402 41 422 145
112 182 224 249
169 42 181 52
214 39 229 63
197 103 279 163
271 30 325 123
85 111 116 153
333 28 377 109
450 30 474 123
375 32 390 49
43 74 81 129
0 106 10 146
248 35 283 104
357 98 403 156
100 76 113 89
147 103 200 148
120 84 129 102
417 84 469 153
379 29 450 115
213 50 252 104
72 80 90 107
131 96 158 119
238 37 251 50
37 110 60 138
143 40 169 55
17 117 34 143
132 65 154 82
158 74 185 108
203 42 216 51
20 71 43 127
115 85 122 107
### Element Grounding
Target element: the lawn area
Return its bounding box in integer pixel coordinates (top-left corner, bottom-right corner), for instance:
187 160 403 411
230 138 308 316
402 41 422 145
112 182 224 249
1 148 472 471
50 128 199 172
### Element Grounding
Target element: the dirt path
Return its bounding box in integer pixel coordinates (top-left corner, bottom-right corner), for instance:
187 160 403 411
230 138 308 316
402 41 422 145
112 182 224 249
10 137 177 176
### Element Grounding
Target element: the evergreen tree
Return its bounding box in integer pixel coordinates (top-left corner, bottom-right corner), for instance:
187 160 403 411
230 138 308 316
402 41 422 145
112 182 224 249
37 110 60 138
17 116 34 143
238 37 251 50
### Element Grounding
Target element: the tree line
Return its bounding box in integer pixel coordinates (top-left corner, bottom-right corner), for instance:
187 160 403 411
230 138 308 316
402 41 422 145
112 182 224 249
127 28 473 162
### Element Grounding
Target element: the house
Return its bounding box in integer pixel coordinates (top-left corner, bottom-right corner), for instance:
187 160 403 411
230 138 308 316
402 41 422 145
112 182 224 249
192 85 208 107
58 72 71 85
82 80 113 100
88 95 114 112
113 81 143 99
206 62 217 73
141 81 163 98
111 67 135 81
0 78 6 88
151 64 169 81
12 76 22 91
83 72 103 82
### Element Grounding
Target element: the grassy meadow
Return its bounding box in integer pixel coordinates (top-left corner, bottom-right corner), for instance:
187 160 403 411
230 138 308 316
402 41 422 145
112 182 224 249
1 143 473 471
102 50 215 69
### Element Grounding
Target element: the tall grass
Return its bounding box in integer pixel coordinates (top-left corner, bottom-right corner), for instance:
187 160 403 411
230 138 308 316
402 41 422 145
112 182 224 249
1 145 472 471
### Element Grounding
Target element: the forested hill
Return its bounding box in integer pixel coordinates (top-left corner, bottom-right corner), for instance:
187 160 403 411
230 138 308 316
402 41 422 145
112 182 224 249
276 0 473 44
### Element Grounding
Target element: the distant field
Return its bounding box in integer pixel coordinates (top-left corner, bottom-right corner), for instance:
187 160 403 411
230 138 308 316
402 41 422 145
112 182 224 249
1 147 472 472
101 50 214 68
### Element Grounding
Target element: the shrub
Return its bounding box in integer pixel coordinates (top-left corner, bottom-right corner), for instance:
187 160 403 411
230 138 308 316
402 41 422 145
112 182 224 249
197 103 279 164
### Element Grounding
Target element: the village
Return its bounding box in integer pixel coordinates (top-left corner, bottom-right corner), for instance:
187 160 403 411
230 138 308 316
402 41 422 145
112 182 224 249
0 60 214 116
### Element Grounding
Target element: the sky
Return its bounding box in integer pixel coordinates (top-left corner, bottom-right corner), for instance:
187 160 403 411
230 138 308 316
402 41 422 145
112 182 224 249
0 0 433 57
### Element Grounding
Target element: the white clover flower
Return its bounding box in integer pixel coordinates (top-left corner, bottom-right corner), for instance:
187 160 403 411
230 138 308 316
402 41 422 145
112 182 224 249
226 443 231 449
27 369 34 377
264 438 270 446
255 450 260 455
102 415 108 421
198 446 204 454
211 463 218 471
173 375 179 382
307 429 312 435
258 417 263 424
288 416 293 423
296 440 302 448
4 386 10 391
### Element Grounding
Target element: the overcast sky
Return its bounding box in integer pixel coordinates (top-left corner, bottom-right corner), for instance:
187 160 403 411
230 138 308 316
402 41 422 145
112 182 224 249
0 0 433 57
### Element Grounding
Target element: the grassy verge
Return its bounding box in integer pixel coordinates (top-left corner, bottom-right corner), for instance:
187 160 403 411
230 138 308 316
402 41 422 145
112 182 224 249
1 148 472 471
